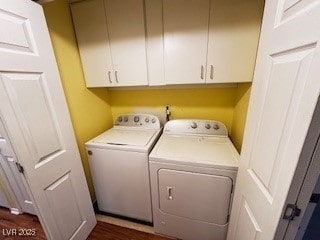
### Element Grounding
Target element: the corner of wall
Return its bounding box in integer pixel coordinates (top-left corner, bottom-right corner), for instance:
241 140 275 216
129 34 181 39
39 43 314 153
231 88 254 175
230 83 252 153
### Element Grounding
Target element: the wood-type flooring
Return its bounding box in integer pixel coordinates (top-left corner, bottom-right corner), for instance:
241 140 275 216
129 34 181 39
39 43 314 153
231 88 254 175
0 207 171 240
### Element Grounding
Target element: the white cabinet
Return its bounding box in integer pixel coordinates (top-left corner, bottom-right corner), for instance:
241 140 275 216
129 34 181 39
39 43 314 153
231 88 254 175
163 0 210 84
162 0 262 84
207 0 262 83
71 0 148 87
71 0 112 87
72 0 262 87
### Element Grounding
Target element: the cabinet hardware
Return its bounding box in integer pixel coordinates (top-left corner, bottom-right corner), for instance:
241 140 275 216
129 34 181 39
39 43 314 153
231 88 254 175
108 71 112 83
201 65 204 80
115 71 119 83
167 186 173 200
210 65 214 80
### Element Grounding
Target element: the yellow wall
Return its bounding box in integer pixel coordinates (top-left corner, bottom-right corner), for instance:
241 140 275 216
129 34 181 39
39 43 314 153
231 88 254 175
43 0 113 199
109 87 236 133
42 0 262 201
109 85 252 153
231 83 252 152
108 0 263 151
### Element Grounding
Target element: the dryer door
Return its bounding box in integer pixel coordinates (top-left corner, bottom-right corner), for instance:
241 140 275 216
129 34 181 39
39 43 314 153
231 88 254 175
158 169 233 225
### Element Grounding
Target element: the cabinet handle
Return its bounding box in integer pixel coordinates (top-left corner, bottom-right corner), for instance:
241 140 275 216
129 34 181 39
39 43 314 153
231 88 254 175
108 71 112 83
201 65 204 80
115 71 119 83
210 65 214 80
167 186 173 200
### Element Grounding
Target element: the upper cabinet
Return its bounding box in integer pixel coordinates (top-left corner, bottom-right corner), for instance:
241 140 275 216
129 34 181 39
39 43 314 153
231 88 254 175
71 0 148 87
163 0 210 84
207 0 263 84
161 0 263 85
71 0 263 87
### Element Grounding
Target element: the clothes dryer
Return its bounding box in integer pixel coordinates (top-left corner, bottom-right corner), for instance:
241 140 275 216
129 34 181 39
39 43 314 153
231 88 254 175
149 119 239 239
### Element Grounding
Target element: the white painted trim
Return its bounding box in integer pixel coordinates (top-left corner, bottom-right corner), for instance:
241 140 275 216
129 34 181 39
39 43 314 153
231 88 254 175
275 96 320 239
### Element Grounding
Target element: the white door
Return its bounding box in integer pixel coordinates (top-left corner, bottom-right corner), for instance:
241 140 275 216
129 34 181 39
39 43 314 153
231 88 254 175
105 0 148 86
0 129 10 209
0 161 10 208
0 1 97 239
163 0 209 84
0 119 36 215
228 1 320 240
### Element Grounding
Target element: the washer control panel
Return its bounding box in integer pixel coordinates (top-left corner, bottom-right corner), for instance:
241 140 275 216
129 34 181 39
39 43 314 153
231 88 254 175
115 114 161 129
164 119 227 136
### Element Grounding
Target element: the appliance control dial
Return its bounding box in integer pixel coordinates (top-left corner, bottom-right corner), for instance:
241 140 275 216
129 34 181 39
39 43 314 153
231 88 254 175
118 117 123 122
124 116 128 122
151 118 156 123
191 122 197 129
205 123 211 129
213 124 220 130
134 116 140 123
145 117 150 123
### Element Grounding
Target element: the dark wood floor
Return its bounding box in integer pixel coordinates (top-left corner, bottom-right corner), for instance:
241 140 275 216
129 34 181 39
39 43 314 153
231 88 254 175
0 207 45 240
88 221 171 240
0 207 171 240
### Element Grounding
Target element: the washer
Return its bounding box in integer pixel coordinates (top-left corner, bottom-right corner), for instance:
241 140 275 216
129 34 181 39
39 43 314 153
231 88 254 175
149 119 239 240
86 113 161 222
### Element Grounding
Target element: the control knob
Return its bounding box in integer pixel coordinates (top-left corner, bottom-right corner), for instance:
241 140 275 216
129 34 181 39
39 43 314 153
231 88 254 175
191 122 197 129
213 124 220 130
124 116 128 122
205 123 211 129
118 117 123 122
134 116 140 123
151 118 156 123
145 117 150 123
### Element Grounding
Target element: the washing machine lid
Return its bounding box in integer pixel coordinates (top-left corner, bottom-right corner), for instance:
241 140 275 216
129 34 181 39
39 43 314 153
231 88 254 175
92 128 157 146
150 134 239 170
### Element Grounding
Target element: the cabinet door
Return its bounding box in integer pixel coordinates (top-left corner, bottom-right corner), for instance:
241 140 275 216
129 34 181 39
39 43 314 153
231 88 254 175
158 169 233 224
206 0 263 83
163 0 210 84
71 0 114 87
105 0 148 86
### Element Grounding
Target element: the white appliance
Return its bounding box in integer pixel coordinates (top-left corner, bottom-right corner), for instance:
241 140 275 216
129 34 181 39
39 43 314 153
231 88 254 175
85 113 161 222
149 119 239 240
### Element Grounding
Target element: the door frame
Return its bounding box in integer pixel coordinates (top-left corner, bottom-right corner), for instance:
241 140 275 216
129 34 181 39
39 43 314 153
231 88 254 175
0 117 37 215
275 95 320 239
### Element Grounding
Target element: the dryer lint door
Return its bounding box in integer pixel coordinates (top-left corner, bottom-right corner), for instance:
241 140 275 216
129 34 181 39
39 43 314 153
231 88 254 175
158 169 233 224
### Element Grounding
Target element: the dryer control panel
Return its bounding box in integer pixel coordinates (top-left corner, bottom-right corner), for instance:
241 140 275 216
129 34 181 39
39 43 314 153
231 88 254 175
164 120 228 136
114 114 161 129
